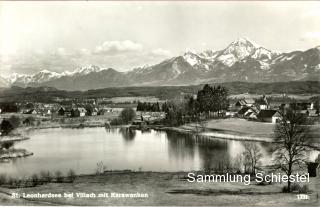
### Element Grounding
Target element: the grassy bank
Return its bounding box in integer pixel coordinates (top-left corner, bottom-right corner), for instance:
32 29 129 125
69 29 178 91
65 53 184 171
0 171 319 206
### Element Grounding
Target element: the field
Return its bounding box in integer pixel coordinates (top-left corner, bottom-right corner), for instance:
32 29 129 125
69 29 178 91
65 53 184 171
0 112 121 129
0 171 319 206
179 118 320 145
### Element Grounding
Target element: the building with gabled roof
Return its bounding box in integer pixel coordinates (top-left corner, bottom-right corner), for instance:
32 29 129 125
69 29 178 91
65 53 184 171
257 110 281 123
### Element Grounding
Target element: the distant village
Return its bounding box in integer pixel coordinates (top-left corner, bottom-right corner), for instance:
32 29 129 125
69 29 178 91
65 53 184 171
0 94 318 126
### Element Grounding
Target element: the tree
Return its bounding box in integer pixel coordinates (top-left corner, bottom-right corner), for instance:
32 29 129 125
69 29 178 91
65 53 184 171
119 107 136 124
8 115 20 129
1 141 14 149
197 84 214 117
242 142 263 174
273 109 311 192
0 119 14 135
67 169 76 183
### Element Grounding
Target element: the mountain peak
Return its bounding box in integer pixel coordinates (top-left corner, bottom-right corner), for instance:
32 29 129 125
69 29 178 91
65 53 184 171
38 69 52 73
231 37 260 48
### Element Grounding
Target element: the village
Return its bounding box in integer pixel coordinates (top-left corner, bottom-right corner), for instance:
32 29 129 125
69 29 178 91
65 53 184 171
0 93 319 129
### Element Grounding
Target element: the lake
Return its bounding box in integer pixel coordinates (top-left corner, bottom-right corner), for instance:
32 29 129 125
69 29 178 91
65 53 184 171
0 127 315 177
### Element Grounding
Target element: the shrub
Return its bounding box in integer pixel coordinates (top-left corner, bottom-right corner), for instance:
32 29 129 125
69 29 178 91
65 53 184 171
291 183 301 191
40 171 47 183
7 177 16 187
299 184 309 193
31 174 39 187
1 141 14 149
0 174 7 185
55 171 63 183
110 118 124 126
8 115 20 129
0 119 14 135
45 171 53 183
119 108 136 124
67 169 76 183
282 185 290 193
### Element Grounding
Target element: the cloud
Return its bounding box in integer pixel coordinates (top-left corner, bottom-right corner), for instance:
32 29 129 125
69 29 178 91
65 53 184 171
79 48 91 56
301 32 320 42
151 48 172 57
94 40 143 55
303 7 320 17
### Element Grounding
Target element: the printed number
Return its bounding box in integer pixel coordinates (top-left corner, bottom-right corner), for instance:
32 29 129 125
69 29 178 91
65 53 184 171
297 194 309 200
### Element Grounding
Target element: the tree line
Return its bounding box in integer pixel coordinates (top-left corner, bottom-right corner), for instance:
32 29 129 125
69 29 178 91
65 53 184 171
161 84 229 126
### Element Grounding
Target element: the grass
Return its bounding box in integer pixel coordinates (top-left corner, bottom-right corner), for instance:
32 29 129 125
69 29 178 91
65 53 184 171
0 171 319 206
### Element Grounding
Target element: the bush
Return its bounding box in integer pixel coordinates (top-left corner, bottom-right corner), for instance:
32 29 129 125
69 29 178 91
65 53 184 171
45 171 53 183
282 185 290 193
0 174 7 185
119 108 136 124
299 184 309 193
8 115 20 129
39 170 53 184
1 141 14 149
55 171 63 183
110 118 124 126
67 169 76 182
0 119 14 135
31 174 39 187
291 183 301 191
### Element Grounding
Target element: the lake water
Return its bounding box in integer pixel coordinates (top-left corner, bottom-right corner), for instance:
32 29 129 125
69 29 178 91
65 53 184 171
0 127 311 177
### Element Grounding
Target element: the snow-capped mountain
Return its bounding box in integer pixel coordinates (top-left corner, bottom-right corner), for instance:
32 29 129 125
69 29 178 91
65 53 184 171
1 38 319 90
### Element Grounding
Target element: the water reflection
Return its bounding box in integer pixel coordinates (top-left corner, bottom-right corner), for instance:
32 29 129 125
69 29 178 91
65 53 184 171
166 131 196 161
119 127 136 142
0 128 281 177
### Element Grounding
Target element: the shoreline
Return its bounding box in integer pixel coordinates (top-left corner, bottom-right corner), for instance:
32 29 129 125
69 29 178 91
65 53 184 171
0 135 30 143
0 148 33 160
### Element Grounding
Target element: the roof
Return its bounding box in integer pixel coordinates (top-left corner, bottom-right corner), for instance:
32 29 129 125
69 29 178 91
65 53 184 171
244 99 255 104
238 107 251 115
235 100 247 106
74 107 87 113
257 110 279 118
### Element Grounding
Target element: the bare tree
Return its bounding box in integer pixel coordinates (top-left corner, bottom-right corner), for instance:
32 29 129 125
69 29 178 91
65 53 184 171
242 141 263 174
273 109 311 192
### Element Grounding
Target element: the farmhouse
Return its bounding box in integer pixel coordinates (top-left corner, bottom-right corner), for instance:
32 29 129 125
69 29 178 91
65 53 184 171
257 110 281 123
71 107 87 117
58 107 72 117
91 108 98 116
235 99 255 108
307 109 318 117
255 95 269 110
25 109 38 115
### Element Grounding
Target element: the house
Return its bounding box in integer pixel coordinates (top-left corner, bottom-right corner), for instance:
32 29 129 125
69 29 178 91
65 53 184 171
256 95 269 110
226 107 238 117
58 107 72 117
237 107 253 118
71 108 87 117
97 109 106 115
91 108 98 116
25 109 37 115
58 107 65 116
306 109 318 117
257 110 281 123
245 111 257 120
235 99 255 109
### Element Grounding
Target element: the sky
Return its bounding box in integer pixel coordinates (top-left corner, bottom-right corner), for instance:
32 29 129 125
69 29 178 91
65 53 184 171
1 1 320 76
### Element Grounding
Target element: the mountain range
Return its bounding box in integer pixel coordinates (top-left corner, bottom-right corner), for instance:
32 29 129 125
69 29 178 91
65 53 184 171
1 37 319 91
